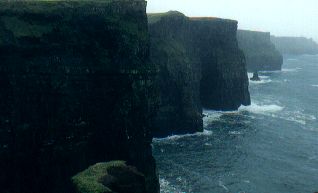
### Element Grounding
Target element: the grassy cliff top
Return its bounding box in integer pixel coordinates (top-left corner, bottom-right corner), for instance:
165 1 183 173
0 0 146 16
190 16 237 23
148 11 237 24
0 0 146 7
148 11 185 24
238 29 270 34
72 161 126 193
72 161 146 193
0 0 144 2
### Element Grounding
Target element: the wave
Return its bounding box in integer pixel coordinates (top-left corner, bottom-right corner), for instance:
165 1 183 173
239 102 284 114
153 129 213 142
250 79 272 84
159 178 183 193
203 110 223 127
282 67 302 72
286 58 298 61
274 110 317 125
228 131 243 135
312 85 318 87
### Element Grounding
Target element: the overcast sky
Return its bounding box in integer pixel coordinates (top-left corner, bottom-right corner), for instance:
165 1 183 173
147 0 318 41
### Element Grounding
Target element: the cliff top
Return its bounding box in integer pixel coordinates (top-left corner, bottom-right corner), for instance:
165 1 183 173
0 0 147 14
148 11 237 24
271 35 317 42
0 0 145 2
238 29 270 35
148 11 185 24
190 17 236 23
0 0 146 6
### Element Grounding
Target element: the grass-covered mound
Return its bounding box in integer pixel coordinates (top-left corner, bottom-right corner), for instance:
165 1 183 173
72 161 147 193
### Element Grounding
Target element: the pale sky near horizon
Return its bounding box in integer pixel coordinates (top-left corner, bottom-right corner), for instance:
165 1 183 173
147 0 318 42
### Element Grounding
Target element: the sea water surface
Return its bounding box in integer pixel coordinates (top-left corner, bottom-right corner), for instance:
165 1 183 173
153 55 318 193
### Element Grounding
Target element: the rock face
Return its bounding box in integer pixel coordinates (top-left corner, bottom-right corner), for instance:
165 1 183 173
149 12 203 137
271 36 318 55
194 19 251 111
0 1 159 193
237 30 283 72
149 11 250 137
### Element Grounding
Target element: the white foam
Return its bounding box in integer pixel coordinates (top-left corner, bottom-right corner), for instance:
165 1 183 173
312 85 318 87
153 129 213 142
282 67 302 72
250 79 272 84
277 111 317 125
239 102 284 114
203 110 223 127
159 178 183 193
287 58 298 61
229 131 242 135
218 180 229 192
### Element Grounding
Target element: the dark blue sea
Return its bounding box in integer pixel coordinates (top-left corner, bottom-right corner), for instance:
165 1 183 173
153 55 318 193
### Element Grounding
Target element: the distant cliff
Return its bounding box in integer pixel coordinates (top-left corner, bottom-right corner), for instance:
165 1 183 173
271 36 318 55
149 11 250 137
0 1 159 193
237 30 283 72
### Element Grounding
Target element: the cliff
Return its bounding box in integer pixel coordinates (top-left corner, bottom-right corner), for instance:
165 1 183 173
237 30 283 72
149 11 250 137
271 36 318 55
0 1 159 193
193 18 251 111
149 11 203 137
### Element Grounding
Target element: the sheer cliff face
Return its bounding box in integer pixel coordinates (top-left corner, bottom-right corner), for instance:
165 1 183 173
271 36 318 55
0 1 159 193
149 12 250 137
193 19 251 110
149 12 203 137
237 30 283 72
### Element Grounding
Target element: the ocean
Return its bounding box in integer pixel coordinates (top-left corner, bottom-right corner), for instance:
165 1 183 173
153 55 318 193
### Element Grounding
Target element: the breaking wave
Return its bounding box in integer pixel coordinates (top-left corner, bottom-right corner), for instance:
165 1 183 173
239 102 284 114
153 129 213 142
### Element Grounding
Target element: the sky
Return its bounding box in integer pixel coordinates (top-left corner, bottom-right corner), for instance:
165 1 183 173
147 0 318 42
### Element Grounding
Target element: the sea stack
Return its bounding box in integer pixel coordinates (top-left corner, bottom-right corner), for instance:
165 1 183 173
0 1 159 193
250 72 261 81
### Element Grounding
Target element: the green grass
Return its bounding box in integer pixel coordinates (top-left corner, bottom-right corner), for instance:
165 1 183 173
72 161 126 193
147 11 184 24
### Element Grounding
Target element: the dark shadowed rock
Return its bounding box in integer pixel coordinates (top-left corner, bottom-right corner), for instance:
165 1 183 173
250 72 261 81
0 1 159 193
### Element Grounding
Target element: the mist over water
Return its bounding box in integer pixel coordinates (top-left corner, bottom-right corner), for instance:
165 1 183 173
153 55 318 193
